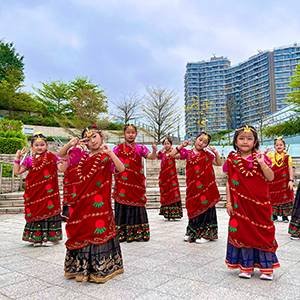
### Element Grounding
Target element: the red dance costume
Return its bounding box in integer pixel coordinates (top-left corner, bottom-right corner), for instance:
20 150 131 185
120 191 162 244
66 152 117 249
64 152 123 283
269 153 294 217
113 143 150 242
158 151 182 219
22 151 62 243
184 150 220 219
225 151 280 274
179 148 220 241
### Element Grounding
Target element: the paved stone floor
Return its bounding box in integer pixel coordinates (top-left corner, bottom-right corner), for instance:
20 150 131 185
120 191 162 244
0 209 299 299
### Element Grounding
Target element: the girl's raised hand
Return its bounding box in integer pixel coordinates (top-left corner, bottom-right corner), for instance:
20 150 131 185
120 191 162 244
100 144 112 154
207 146 218 155
16 147 27 159
256 151 265 164
152 143 157 152
69 137 80 147
182 140 189 147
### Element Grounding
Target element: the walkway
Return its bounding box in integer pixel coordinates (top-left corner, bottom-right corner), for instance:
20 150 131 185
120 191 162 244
0 210 299 299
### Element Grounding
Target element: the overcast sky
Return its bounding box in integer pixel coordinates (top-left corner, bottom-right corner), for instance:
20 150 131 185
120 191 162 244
1 0 299 115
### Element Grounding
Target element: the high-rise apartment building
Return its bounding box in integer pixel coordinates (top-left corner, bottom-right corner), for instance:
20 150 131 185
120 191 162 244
184 56 230 138
185 44 300 137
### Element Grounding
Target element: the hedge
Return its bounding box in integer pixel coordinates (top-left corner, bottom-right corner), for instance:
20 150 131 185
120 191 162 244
0 137 27 154
0 130 26 139
0 119 23 132
0 163 13 177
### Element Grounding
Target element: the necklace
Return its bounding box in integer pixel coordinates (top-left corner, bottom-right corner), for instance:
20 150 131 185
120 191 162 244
274 152 284 167
234 152 258 177
120 143 136 157
77 152 104 181
32 152 48 171
188 150 204 165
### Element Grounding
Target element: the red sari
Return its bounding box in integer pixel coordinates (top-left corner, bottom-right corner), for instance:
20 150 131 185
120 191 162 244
269 154 294 206
23 152 61 222
183 149 220 219
113 143 147 207
226 151 278 252
158 151 181 206
62 148 84 207
65 152 117 250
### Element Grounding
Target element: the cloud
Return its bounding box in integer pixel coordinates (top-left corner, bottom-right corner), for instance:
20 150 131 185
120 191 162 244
0 0 299 107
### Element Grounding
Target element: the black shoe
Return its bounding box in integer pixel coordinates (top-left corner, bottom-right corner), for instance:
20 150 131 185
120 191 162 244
282 216 289 223
272 215 278 221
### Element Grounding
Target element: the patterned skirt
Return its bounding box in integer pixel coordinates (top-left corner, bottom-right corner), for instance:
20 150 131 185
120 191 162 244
115 202 150 242
64 238 123 283
22 214 62 244
289 183 300 238
272 202 294 217
225 242 280 274
185 206 218 241
159 201 183 220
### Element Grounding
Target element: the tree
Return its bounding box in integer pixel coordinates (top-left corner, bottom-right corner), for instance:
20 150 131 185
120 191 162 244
264 64 300 137
143 87 181 143
0 68 43 115
225 97 235 144
0 41 24 83
113 93 141 124
69 77 107 128
34 81 70 115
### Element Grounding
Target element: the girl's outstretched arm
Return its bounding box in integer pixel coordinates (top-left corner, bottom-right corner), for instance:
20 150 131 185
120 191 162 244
58 137 80 157
147 143 157 160
101 144 125 173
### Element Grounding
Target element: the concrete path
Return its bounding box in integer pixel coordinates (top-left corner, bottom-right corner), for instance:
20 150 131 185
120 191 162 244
0 209 299 299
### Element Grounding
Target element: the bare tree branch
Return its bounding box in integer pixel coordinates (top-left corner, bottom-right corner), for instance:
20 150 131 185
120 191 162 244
143 87 181 142
112 93 141 124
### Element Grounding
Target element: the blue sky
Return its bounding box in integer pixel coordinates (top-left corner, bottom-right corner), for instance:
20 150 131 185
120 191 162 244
1 0 299 117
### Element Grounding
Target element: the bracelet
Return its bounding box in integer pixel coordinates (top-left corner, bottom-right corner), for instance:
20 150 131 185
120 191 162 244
14 159 20 164
289 179 294 182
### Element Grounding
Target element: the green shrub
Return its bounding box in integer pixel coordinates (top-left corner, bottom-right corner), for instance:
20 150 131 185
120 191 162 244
0 163 13 177
0 137 27 154
0 119 23 132
15 114 60 127
0 130 26 139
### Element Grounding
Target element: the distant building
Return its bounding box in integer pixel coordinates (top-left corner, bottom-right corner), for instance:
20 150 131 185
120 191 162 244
185 44 300 137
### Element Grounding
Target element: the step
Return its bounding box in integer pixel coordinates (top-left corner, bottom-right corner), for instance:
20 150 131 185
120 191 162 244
0 207 23 214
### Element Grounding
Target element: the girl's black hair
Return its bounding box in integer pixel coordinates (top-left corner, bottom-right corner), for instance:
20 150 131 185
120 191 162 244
123 124 137 133
274 137 286 148
162 136 173 145
233 125 260 150
195 131 211 145
31 133 47 146
81 124 102 139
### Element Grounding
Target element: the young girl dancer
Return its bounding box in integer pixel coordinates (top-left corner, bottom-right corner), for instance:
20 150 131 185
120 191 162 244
289 183 300 240
59 141 86 222
14 133 62 246
113 124 157 242
173 132 222 243
224 125 279 280
157 137 183 220
61 126 124 283
267 137 294 222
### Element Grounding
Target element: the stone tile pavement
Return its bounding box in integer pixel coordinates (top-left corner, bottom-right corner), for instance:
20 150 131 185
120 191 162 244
0 209 299 300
